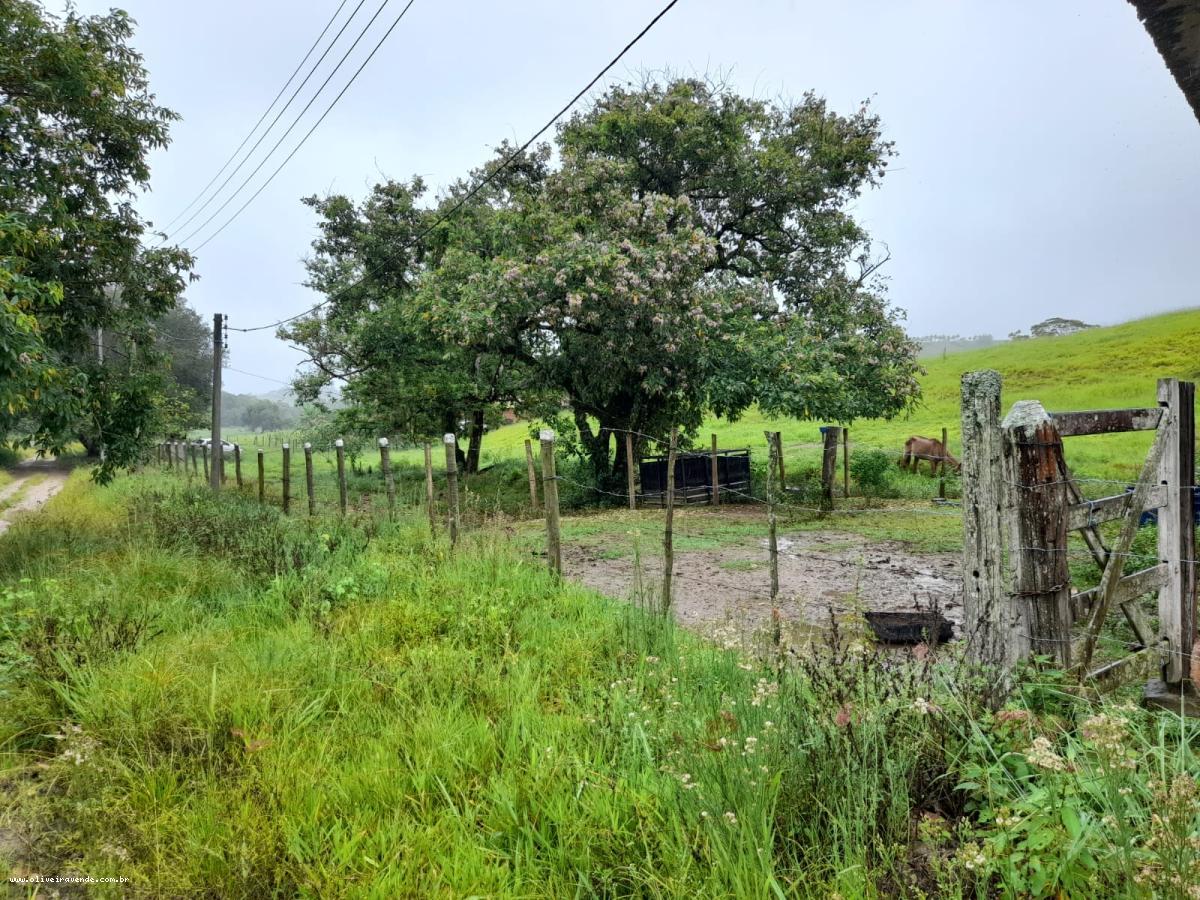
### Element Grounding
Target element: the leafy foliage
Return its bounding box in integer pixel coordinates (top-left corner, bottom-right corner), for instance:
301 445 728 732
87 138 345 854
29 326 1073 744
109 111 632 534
286 78 921 489
0 1 193 478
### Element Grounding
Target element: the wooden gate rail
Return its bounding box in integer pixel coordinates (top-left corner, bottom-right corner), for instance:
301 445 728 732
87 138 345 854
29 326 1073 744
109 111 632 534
1050 408 1163 436
1066 485 1168 530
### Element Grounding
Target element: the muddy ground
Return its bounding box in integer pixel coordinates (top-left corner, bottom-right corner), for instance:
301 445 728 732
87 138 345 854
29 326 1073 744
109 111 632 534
562 527 962 648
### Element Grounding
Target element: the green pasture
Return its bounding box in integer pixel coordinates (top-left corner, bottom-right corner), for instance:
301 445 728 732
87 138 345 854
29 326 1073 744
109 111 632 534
225 307 1200 489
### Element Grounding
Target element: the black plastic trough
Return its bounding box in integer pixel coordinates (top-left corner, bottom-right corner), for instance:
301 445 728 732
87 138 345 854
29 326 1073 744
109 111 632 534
864 610 953 645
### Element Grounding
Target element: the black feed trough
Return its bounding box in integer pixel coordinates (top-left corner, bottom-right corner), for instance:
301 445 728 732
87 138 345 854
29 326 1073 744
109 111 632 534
639 448 752 505
864 611 953 645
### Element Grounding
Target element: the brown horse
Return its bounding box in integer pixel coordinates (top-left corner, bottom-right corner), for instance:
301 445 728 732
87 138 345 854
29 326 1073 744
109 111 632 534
898 436 960 476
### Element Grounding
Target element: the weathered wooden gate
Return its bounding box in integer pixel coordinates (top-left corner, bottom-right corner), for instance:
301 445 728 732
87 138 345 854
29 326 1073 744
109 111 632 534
961 372 1196 703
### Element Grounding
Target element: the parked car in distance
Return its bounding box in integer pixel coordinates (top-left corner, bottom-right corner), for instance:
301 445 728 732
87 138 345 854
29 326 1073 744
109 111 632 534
192 438 237 452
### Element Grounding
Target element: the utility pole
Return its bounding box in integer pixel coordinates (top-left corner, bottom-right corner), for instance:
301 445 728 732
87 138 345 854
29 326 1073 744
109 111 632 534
96 326 105 462
210 313 223 491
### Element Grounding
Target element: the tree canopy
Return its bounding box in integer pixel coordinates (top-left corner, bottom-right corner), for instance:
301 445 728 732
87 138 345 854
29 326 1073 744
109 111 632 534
286 78 921 484
0 1 193 479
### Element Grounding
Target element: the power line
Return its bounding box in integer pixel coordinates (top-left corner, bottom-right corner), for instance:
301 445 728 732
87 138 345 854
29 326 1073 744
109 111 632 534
190 0 418 252
228 0 682 334
224 365 293 386
160 0 356 234
167 0 379 243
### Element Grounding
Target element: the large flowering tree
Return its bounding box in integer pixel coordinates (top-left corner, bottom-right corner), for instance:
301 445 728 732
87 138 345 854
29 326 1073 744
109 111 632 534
289 79 921 486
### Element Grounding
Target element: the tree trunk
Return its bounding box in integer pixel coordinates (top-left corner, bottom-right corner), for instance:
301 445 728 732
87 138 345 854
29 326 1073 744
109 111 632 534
78 433 101 458
465 409 485 474
574 410 615 488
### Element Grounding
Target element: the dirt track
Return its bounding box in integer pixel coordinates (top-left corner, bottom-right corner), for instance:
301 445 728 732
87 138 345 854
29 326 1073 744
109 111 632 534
0 458 71 536
563 527 962 647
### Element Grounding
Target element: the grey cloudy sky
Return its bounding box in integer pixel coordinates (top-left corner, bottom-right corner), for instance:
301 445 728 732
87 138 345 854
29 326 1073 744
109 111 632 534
67 0 1200 394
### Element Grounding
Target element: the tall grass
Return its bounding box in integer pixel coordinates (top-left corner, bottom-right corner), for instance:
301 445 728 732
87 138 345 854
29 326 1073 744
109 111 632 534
0 472 1197 897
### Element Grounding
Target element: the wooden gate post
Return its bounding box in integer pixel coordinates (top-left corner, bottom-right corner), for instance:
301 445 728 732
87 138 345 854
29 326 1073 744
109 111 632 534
961 371 1018 688
443 434 460 546
379 438 395 515
540 430 561 576
1002 400 1073 668
524 438 540 511
1157 378 1197 685
234 444 243 488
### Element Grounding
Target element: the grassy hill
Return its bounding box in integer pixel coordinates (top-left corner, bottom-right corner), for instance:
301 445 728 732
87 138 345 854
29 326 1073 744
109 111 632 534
451 307 1200 483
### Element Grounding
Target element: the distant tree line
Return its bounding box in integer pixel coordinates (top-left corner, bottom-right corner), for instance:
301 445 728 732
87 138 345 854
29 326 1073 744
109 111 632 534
221 393 301 432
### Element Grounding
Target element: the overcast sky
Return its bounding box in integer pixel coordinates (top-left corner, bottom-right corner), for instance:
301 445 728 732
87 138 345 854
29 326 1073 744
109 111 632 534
66 0 1200 394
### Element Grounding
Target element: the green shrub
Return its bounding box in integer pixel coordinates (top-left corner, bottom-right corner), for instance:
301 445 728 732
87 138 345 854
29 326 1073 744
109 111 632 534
850 448 896 498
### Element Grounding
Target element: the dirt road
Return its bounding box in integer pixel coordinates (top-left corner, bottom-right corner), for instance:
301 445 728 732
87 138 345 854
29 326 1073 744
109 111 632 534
0 457 72 536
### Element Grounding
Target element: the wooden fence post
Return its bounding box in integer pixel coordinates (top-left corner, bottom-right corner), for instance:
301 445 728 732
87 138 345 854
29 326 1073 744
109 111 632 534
661 426 678 614
281 443 291 514
766 430 781 646
820 428 838 509
939 426 949 500
524 438 540 511
379 438 395 515
202 445 210 483
304 443 316 516
1157 378 1197 685
540 430 561 575
443 434 460 546
1002 400 1072 668
257 449 265 504
711 433 720 506
165 442 172 471
775 431 785 488
335 438 347 515
234 444 243 488
423 442 437 534
625 432 637 510
961 370 1017 692
843 428 850 498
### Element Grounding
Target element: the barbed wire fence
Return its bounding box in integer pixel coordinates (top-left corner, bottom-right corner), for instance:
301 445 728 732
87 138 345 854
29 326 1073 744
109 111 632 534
154 391 1195 683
